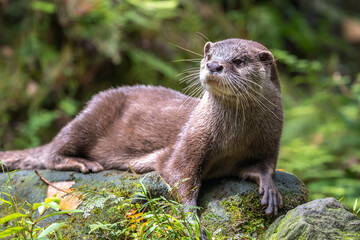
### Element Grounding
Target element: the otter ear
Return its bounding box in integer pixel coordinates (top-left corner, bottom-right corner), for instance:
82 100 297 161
204 42 212 55
259 51 273 64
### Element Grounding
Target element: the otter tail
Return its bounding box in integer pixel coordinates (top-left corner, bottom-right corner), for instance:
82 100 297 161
0 144 50 172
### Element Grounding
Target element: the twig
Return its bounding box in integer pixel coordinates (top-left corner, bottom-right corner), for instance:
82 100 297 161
34 170 72 194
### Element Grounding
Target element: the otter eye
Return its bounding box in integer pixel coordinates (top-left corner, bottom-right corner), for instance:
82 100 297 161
232 59 244 65
207 54 212 61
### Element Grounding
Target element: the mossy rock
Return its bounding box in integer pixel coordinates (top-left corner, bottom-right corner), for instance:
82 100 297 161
265 197 360 240
0 170 308 239
198 171 308 239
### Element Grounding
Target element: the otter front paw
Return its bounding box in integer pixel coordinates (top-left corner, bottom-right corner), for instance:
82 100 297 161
259 184 282 216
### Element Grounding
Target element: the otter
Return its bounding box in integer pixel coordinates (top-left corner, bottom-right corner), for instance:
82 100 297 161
0 38 283 216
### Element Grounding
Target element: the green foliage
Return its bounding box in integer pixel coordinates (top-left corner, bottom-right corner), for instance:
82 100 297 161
277 49 360 207
0 163 82 239
82 180 211 239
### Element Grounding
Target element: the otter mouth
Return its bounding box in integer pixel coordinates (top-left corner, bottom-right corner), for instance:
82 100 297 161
206 78 222 87
205 76 237 98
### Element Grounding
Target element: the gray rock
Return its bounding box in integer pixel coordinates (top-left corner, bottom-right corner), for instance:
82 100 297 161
265 197 360 240
0 170 308 238
197 171 308 239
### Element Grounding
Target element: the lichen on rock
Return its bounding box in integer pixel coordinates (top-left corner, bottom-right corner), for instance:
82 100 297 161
265 197 360 240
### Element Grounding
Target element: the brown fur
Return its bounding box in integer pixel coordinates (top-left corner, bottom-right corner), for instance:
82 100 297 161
0 39 283 216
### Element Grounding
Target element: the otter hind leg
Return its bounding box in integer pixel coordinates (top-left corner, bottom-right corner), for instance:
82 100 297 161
46 89 127 173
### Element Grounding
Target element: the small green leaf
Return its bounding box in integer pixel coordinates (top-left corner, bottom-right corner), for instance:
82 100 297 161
26 220 35 225
0 227 25 238
38 222 66 238
0 213 27 225
353 198 358 213
43 201 60 211
33 202 42 210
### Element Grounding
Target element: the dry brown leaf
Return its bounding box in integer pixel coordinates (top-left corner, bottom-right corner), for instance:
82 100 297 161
47 181 82 214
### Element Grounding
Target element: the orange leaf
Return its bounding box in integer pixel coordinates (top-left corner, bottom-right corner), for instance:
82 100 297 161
47 181 82 214
134 213 143 218
126 209 138 217
143 221 151 226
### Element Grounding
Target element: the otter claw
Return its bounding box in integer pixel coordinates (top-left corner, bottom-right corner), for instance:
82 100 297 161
84 161 104 173
260 186 282 216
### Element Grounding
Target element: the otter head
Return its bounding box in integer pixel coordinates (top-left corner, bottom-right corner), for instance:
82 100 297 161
199 38 280 101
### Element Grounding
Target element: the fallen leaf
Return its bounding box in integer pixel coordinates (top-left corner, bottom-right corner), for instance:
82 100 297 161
47 181 82 214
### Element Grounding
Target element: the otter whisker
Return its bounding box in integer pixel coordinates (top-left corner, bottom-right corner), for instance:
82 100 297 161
183 81 202 94
229 73 252 108
177 70 199 78
182 67 200 72
178 85 203 111
177 95 197 114
169 43 203 57
240 77 263 89
180 69 200 76
257 92 281 109
173 59 202 63
227 71 280 121
227 77 247 132
184 81 203 97
223 76 242 126
180 78 200 88
179 73 199 83
179 72 199 82
243 87 281 121
196 32 211 43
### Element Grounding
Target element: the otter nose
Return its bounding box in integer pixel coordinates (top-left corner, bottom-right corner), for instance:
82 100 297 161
207 61 223 73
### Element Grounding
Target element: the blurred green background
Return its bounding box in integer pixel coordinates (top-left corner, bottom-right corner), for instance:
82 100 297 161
0 0 359 208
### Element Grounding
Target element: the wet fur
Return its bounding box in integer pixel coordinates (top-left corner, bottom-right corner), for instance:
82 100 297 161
0 39 283 216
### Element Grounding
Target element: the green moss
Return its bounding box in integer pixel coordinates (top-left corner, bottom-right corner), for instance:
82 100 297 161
222 194 274 239
200 193 280 239
54 183 140 239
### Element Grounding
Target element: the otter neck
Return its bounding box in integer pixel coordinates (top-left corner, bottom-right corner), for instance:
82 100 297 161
199 91 258 134
202 91 263 116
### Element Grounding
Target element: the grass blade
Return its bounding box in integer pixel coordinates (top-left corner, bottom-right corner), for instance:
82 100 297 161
38 222 66 238
353 198 358 213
